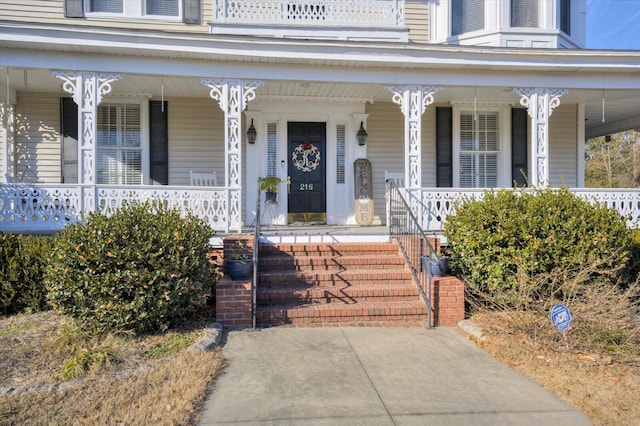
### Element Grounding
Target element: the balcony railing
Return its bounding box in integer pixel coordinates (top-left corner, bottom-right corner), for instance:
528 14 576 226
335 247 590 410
213 0 404 27
0 184 239 234
411 188 640 231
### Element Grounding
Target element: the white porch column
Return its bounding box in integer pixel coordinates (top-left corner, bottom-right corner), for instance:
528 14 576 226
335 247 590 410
513 88 567 187
201 79 263 232
385 85 441 188
53 71 121 211
1 98 15 182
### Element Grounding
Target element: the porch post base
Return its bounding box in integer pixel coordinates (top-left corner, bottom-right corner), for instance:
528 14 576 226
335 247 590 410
431 276 465 327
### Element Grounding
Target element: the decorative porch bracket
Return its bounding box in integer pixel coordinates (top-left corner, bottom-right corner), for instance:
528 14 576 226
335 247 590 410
1 101 15 181
385 85 441 189
53 71 121 211
513 88 567 187
201 79 263 232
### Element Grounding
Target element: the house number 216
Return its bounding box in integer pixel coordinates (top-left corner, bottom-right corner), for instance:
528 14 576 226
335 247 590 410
299 183 314 191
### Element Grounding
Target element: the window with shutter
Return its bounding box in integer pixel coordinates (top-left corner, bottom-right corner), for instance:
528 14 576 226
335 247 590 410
459 111 499 188
87 0 183 18
96 103 142 185
511 0 538 28
452 0 485 36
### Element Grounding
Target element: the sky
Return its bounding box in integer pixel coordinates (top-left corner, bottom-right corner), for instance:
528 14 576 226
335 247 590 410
586 0 640 49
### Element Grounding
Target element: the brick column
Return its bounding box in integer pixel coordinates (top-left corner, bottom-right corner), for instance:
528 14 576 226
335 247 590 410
431 277 465 326
216 235 254 328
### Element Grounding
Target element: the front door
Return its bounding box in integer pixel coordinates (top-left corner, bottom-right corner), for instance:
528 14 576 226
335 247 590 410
288 122 326 223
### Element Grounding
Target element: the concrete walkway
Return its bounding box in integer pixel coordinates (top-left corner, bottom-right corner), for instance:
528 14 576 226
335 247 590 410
199 327 590 425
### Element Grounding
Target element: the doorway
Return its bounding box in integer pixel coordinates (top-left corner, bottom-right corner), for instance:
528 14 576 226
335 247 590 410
287 122 326 223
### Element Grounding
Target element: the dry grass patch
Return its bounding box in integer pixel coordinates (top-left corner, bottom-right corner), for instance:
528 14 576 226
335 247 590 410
471 306 640 425
0 311 224 425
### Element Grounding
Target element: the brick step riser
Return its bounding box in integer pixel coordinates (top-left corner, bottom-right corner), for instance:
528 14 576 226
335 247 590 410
259 247 400 257
259 278 412 287
258 296 419 305
258 292 419 304
260 270 411 281
257 285 419 303
258 260 406 271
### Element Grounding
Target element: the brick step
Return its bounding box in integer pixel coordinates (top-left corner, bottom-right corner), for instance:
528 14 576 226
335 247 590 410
259 254 405 271
257 283 420 305
259 268 412 286
256 300 428 326
259 242 400 257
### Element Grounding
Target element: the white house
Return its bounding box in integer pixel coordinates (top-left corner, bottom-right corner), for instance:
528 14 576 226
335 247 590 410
1 0 639 233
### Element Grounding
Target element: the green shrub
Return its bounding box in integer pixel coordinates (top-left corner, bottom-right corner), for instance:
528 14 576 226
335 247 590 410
45 203 215 334
445 187 633 306
627 229 640 283
0 233 53 314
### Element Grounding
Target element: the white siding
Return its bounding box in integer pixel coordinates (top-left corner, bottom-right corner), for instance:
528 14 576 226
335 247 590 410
167 97 225 186
405 0 429 43
15 93 61 183
0 0 211 33
549 104 578 187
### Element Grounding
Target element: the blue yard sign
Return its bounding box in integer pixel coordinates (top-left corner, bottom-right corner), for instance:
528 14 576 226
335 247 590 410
550 304 572 332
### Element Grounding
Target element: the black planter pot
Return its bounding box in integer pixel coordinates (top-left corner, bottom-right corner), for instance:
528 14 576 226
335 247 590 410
226 259 253 280
265 191 277 202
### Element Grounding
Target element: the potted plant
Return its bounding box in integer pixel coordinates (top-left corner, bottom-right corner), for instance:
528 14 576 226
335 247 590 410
226 252 253 281
424 252 449 277
259 176 282 202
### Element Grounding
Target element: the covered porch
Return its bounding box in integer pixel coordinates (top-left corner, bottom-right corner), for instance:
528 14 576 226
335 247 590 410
1 40 640 234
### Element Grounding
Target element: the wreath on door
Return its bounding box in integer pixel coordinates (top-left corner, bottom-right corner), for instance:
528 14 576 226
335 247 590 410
292 141 321 173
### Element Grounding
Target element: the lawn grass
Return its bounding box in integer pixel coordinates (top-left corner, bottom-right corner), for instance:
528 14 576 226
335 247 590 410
0 311 224 425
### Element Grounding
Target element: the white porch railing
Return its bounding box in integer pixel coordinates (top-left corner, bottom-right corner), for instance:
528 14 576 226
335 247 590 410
213 0 404 27
411 188 640 231
0 184 240 234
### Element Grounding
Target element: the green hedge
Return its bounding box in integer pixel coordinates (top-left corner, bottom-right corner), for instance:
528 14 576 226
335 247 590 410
444 188 633 305
45 203 215 334
0 233 53 314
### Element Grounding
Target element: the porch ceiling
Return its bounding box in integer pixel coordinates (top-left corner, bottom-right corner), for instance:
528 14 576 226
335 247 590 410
2 66 638 138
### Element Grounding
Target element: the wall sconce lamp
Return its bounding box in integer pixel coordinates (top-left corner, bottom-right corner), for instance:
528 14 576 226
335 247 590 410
247 118 257 144
356 121 368 146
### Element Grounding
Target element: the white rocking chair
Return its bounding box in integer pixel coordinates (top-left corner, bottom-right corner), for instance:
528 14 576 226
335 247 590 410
189 171 218 187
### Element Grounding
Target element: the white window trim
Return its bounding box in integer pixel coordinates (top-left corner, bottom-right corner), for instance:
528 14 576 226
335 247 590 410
98 97 150 185
452 104 511 188
84 0 183 21
430 0 584 47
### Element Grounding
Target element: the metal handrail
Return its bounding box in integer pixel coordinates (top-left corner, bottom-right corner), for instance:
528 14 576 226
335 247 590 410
387 180 436 328
252 179 261 329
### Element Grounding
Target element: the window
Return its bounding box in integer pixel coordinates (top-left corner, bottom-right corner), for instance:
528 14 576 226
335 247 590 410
87 0 180 18
89 0 122 13
267 123 277 177
96 103 142 185
459 112 499 188
146 0 179 16
336 125 345 184
452 0 485 36
560 0 570 35
511 0 538 28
